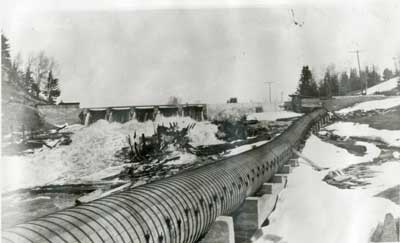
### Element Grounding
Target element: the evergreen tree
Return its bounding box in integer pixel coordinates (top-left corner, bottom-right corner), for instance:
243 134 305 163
318 80 326 97
349 68 361 92
296 66 318 97
382 68 394 81
319 68 339 98
8 54 23 86
1 34 12 82
339 71 350 95
331 73 339 96
365 66 381 88
44 70 60 104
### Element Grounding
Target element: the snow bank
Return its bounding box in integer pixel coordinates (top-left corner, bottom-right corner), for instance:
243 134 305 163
326 122 400 147
366 76 399 94
255 135 400 243
338 96 400 114
256 164 400 243
247 111 302 121
1 116 222 193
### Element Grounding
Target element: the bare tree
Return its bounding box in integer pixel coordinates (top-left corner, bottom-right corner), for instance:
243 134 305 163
9 53 23 85
30 51 58 93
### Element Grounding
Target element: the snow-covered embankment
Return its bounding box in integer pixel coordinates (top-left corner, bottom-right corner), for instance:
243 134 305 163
254 134 400 243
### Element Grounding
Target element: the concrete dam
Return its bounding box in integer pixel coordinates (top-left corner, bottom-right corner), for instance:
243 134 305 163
36 103 207 126
2 108 331 243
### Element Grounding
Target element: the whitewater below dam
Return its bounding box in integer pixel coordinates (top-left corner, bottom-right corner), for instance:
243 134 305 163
1 116 223 193
1 108 303 194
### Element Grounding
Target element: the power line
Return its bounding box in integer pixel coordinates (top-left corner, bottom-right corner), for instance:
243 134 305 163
349 49 367 95
265 81 274 103
393 57 399 73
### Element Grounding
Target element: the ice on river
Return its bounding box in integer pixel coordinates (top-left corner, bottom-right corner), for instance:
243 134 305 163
254 135 400 243
1 116 222 193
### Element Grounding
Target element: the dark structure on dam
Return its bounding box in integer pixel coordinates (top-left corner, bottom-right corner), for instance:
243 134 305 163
2 109 329 243
37 103 207 126
82 104 207 125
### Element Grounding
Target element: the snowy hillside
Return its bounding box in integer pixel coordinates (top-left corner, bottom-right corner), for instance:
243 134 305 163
255 135 400 243
338 96 400 114
366 76 399 94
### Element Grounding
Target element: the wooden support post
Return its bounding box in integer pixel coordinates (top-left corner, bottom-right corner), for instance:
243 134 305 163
278 165 292 174
200 216 235 243
255 183 284 196
232 194 278 243
270 174 287 184
287 159 299 167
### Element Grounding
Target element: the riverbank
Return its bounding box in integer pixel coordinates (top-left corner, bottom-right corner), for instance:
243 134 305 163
254 97 400 243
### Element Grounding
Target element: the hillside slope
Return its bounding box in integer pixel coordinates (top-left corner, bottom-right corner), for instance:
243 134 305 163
366 76 399 94
1 82 54 135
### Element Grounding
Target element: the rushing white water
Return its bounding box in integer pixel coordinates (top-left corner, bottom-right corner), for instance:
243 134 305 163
84 112 91 126
1 116 222 193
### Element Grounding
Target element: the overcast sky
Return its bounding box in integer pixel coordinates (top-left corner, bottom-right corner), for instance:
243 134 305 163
2 0 400 107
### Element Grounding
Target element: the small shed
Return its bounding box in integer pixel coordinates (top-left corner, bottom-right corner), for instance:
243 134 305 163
288 94 322 113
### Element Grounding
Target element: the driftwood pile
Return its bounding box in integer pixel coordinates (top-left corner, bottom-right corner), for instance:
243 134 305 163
115 122 197 164
2 125 72 155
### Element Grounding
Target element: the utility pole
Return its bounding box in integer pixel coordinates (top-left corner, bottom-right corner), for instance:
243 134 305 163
265 81 274 103
393 57 399 75
350 50 367 95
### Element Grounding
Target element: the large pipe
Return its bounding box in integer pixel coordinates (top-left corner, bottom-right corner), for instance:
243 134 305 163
2 109 328 243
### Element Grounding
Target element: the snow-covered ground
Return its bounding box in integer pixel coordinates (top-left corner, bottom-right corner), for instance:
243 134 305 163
1 116 223 193
298 135 381 169
255 134 400 243
247 110 302 121
365 76 399 94
326 122 400 147
337 96 400 114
